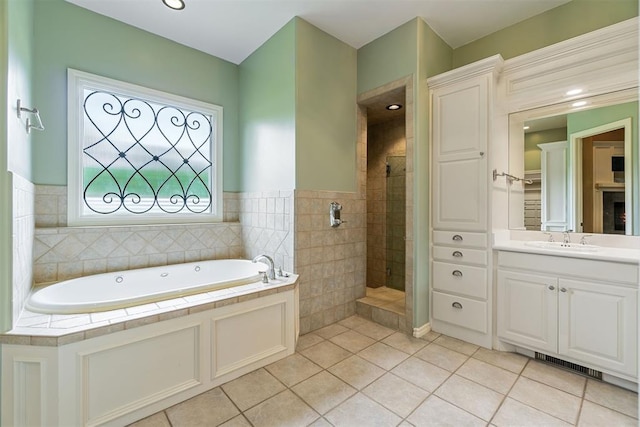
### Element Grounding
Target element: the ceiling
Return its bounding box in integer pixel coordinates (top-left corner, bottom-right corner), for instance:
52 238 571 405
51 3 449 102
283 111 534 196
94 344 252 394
66 0 571 65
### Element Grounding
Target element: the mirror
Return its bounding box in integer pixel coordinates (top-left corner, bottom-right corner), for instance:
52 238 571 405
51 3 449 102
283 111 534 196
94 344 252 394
508 90 639 235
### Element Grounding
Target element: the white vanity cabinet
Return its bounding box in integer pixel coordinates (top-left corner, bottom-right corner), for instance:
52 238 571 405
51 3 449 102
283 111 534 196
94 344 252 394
497 250 638 381
427 55 502 349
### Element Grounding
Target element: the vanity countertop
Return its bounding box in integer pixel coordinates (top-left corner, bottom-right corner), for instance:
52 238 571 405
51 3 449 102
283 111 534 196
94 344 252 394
493 240 640 264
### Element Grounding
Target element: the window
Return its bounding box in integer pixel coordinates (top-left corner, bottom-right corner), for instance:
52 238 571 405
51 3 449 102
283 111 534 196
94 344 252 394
67 69 223 226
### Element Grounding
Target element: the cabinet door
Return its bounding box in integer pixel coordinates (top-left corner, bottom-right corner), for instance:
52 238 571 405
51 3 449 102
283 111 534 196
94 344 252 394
432 77 488 231
558 279 637 377
497 271 557 353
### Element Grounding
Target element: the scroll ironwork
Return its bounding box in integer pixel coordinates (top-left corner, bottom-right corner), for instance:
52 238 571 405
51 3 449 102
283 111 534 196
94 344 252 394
81 90 214 216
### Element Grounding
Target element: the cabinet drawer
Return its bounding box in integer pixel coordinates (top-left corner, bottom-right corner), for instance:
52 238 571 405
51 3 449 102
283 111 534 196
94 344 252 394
433 262 487 299
433 246 487 266
432 291 487 333
433 231 487 248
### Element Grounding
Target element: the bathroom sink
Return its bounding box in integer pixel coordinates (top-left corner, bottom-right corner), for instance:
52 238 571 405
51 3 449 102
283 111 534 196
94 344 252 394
523 241 600 252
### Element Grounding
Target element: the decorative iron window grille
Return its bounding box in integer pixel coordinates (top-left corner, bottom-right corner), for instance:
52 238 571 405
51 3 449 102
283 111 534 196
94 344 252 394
68 69 223 226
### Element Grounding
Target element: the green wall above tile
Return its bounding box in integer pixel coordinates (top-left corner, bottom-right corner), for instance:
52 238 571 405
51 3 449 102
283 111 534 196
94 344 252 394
453 0 639 68
295 19 357 192
239 19 296 192
31 0 241 190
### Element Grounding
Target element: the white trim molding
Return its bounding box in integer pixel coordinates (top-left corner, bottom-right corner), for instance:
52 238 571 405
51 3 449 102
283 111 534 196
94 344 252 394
412 322 431 338
502 17 639 113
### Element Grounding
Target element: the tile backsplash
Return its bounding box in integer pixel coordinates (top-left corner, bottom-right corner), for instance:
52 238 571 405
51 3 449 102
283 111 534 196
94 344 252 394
239 191 294 273
28 185 367 335
32 186 244 285
12 173 35 323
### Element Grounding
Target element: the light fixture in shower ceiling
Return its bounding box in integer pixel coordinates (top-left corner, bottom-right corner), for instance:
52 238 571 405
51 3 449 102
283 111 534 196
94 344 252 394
386 104 402 111
163 0 185 10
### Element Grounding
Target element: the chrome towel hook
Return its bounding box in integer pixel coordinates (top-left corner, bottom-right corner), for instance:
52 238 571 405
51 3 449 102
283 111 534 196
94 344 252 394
17 99 45 134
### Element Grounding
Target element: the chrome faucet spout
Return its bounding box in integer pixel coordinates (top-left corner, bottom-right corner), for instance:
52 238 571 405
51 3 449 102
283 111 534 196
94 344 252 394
252 254 276 280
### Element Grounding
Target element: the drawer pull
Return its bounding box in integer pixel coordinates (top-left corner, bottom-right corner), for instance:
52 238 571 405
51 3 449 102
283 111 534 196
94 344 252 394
452 270 463 277
548 285 555 291
452 302 463 309
452 234 463 241
452 251 463 258
560 287 567 293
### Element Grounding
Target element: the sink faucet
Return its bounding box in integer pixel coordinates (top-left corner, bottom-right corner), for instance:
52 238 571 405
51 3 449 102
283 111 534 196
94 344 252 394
562 230 573 246
252 254 275 280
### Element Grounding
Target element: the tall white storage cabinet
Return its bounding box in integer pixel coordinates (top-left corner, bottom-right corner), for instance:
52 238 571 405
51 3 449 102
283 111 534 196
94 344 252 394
428 55 503 348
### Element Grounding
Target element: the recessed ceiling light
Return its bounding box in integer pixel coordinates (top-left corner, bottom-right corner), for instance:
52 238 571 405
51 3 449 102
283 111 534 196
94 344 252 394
163 0 185 10
572 101 587 107
566 88 583 96
386 104 402 111
523 126 530 130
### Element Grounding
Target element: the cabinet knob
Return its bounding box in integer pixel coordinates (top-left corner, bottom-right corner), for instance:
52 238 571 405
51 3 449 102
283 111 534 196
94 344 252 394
548 285 555 291
452 270 463 277
452 234 463 241
452 251 463 257
560 287 567 293
452 302 463 309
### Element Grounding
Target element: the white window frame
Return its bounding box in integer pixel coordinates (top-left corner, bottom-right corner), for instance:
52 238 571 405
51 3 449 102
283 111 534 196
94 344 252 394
67 69 223 226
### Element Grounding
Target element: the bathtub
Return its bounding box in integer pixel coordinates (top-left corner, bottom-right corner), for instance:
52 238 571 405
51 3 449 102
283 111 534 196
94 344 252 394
26 259 269 314
4 262 298 426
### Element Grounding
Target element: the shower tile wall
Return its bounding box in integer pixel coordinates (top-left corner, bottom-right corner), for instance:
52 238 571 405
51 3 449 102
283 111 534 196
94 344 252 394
295 190 366 334
12 173 35 322
32 186 244 285
366 116 406 289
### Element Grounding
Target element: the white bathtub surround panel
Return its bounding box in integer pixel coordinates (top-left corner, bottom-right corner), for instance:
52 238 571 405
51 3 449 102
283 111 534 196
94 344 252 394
12 173 35 324
1 287 298 426
239 190 294 273
295 190 367 334
33 223 243 284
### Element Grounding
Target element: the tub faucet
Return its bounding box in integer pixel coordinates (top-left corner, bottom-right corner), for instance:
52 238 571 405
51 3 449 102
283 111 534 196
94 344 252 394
252 254 275 280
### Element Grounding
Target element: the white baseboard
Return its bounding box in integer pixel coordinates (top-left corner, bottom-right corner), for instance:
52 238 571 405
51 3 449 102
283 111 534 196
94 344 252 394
412 322 431 338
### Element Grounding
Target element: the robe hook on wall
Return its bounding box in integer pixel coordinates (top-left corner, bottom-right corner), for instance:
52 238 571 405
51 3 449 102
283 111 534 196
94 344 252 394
17 99 45 134
492 169 533 185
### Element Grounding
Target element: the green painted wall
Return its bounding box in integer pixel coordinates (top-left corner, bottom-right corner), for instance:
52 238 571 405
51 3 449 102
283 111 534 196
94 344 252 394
567 102 639 234
415 19 453 328
524 127 567 171
453 0 638 68
295 19 357 192
32 0 242 190
238 19 296 191
7 0 33 180
0 0 11 333
357 19 419 95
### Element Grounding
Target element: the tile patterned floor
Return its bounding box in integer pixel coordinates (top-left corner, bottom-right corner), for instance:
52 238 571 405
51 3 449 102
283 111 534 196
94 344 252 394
130 316 638 427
